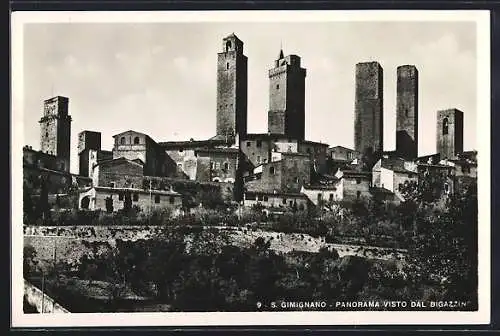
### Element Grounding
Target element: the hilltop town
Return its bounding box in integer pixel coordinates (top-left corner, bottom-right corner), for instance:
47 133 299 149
22 33 478 313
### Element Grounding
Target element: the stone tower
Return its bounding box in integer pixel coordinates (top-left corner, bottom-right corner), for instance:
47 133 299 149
216 33 248 143
354 62 384 156
268 50 307 140
78 130 102 177
396 65 419 159
437 108 464 160
39 96 72 171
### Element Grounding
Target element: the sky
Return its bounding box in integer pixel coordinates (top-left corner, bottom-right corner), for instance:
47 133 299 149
22 21 478 174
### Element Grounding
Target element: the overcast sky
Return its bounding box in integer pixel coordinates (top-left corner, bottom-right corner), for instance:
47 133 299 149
22 21 477 174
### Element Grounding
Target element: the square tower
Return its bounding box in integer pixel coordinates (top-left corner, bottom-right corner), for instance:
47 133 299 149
354 62 384 156
437 109 464 160
396 65 419 159
78 130 101 154
216 33 248 143
39 96 72 171
268 51 307 140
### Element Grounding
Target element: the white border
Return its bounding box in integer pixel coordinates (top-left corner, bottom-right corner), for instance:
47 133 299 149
11 10 491 327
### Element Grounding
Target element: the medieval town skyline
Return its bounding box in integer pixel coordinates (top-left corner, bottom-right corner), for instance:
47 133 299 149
22 21 477 174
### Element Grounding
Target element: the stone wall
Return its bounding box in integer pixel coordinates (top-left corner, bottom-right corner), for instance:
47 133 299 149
24 279 70 313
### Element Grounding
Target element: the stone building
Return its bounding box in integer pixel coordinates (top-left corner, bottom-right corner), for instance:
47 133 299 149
216 33 248 142
396 65 419 159
371 157 418 203
240 134 327 175
354 62 384 156
112 130 179 178
39 96 72 172
436 108 464 160
245 152 311 193
78 186 182 213
268 51 307 140
243 190 309 211
78 131 113 177
91 157 144 189
333 168 372 202
159 139 228 180
194 147 240 183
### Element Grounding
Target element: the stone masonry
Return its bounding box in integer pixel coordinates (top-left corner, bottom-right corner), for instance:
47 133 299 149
216 33 248 141
268 52 307 140
354 62 383 156
436 108 464 160
396 65 419 159
39 96 72 172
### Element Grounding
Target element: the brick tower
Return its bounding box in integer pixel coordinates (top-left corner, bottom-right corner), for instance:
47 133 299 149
437 109 464 160
268 49 307 140
39 96 72 172
396 65 419 159
216 33 248 143
354 61 384 156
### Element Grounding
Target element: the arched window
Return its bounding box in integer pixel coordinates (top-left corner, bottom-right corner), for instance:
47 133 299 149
443 118 449 135
226 41 232 52
133 136 140 144
269 166 275 175
120 137 126 145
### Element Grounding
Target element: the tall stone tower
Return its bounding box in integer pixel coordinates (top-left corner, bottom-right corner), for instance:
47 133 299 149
396 65 419 159
268 50 307 140
216 33 248 143
39 96 72 171
78 130 102 177
354 62 384 156
437 108 464 160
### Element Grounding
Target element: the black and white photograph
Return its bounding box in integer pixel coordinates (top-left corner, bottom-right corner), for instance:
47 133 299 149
11 10 491 327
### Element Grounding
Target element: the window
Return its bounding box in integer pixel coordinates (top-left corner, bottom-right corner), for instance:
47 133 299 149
246 141 251 147
276 84 280 89
223 162 229 170
108 182 115 188
347 152 353 160
282 198 287 204
120 137 126 145
154 195 160 204
133 193 139 202
356 191 361 199
179 148 184 153
306 148 311 154
405 108 409 117
317 193 322 202
169 196 175 204
133 136 140 144
356 178 361 184
226 41 231 51
329 194 334 201
263 196 268 202
256 140 262 147
398 183 403 191
246 193 256 201
257 156 261 164
289 201 293 207
270 166 275 175
443 118 449 135
45 132 48 138
226 62 229 70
